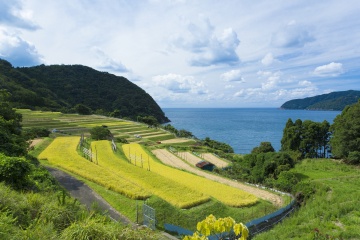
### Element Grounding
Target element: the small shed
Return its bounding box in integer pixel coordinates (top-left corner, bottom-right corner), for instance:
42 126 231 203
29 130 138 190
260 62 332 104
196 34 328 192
196 161 215 171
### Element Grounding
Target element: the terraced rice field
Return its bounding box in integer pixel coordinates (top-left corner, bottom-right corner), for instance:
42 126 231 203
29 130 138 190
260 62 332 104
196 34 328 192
177 151 203 166
92 141 209 208
176 152 229 169
201 153 229 168
21 109 281 208
124 143 258 207
152 149 283 206
39 138 256 208
160 138 196 144
18 109 175 142
38 137 150 199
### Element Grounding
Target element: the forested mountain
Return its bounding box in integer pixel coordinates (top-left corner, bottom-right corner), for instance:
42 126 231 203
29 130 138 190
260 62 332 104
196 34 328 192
280 90 360 111
0 59 169 123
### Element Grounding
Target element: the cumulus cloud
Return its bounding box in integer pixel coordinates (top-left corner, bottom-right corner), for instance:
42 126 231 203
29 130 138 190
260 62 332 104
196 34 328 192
256 71 283 91
298 80 312 87
0 28 42 66
313 62 344 77
220 69 245 82
0 0 39 30
173 16 240 66
233 69 319 104
152 73 205 94
234 85 318 104
271 21 314 48
261 52 279 66
92 47 129 72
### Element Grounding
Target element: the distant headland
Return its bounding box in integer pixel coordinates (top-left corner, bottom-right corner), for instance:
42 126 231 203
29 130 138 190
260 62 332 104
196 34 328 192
280 90 360 111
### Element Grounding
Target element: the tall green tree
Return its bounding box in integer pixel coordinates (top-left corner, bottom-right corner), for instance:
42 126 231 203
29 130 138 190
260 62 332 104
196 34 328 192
251 142 275 154
330 100 360 162
319 120 331 158
90 126 111 140
74 104 92 115
0 90 28 156
281 118 302 152
281 118 330 158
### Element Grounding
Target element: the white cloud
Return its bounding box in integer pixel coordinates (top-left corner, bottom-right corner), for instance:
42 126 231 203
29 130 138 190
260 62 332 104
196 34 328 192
257 71 283 91
91 47 129 73
173 16 240 67
0 0 39 30
313 62 344 77
220 69 245 82
0 28 42 66
271 21 314 48
257 71 272 77
298 80 312 87
152 73 205 94
225 85 234 89
261 52 279 66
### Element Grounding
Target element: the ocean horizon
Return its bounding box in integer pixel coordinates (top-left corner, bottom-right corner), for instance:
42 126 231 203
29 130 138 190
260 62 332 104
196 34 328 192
162 108 341 154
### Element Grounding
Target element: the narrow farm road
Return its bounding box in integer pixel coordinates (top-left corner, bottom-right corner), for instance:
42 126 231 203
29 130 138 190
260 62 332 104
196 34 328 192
45 166 133 225
45 166 178 240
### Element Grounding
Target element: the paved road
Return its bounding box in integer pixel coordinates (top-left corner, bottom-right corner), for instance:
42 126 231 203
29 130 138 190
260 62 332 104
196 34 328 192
45 166 134 225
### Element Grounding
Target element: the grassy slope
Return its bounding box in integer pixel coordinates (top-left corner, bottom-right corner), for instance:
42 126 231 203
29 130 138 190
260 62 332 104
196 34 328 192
254 159 360 240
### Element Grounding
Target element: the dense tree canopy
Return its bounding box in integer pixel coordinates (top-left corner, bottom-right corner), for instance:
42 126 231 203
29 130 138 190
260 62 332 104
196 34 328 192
251 142 275 154
281 118 330 158
0 90 28 156
330 100 360 163
163 124 194 138
138 115 159 127
203 137 234 153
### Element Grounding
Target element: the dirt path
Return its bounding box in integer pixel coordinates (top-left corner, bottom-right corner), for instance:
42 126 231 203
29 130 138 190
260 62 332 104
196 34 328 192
45 166 133 225
152 149 283 207
29 138 43 148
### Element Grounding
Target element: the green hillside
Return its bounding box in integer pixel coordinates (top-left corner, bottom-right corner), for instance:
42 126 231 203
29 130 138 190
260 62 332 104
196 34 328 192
280 90 360 111
254 159 360 239
0 59 169 123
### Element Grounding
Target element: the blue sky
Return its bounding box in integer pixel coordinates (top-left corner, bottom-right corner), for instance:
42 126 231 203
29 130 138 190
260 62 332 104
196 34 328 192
1 0 359 108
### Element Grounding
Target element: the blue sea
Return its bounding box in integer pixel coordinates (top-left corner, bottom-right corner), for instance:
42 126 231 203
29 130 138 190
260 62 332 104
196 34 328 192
162 108 341 154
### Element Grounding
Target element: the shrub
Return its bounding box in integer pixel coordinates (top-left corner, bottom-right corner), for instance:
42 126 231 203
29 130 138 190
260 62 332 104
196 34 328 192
346 151 360 164
60 214 122 240
39 197 82 232
0 211 22 240
0 153 31 189
251 142 275 154
23 127 51 140
274 171 299 192
115 137 128 144
90 126 111 140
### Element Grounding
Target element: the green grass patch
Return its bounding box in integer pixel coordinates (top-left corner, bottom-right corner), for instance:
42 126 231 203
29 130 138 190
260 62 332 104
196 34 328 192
254 159 360 240
147 196 276 231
